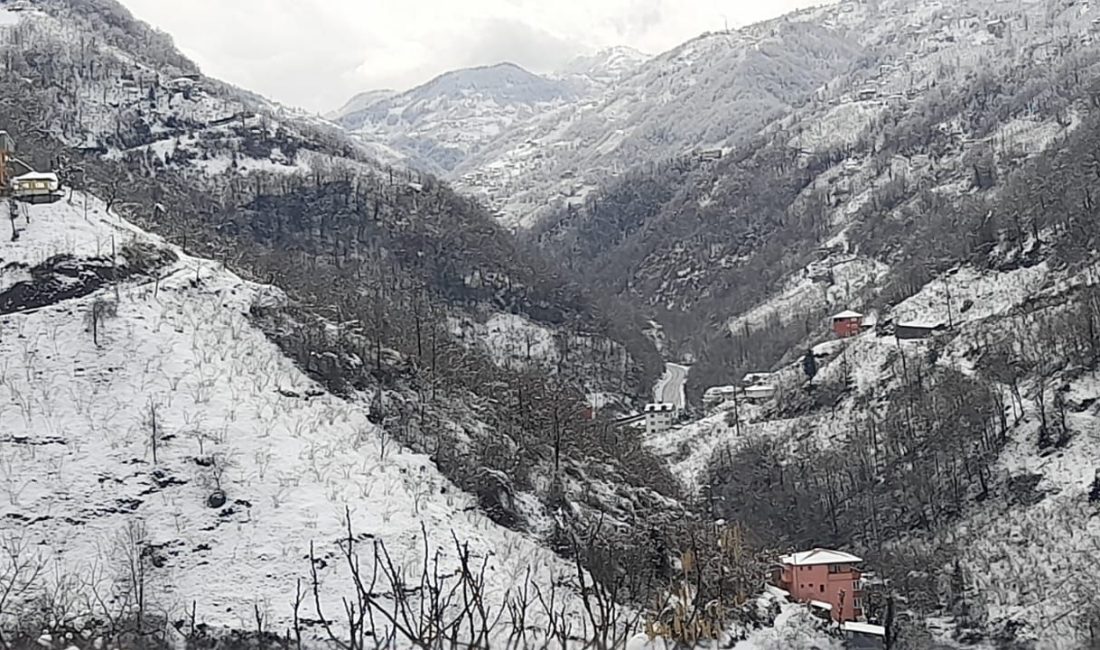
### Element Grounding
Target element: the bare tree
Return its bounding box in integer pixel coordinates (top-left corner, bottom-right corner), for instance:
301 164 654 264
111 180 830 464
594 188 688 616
85 297 118 347
144 400 161 464
0 533 44 647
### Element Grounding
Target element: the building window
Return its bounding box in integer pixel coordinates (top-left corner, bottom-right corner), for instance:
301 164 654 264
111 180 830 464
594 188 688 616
853 597 862 610
828 564 846 574
819 585 825 593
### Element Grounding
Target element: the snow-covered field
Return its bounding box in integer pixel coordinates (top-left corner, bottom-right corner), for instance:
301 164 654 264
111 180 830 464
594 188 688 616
0 198 600 641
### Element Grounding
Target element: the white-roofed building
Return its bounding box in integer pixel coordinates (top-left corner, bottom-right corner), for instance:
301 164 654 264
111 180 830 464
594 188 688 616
777 548 864 622
10 171 61 204
832 310 864 338
643 402 676 435
779 548 863 566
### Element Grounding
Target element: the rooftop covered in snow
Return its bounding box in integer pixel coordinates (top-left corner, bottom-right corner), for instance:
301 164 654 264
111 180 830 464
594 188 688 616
832 310 864 320
841 622 886 637
896 319 944 329
13 171 58 182
780 548 862 566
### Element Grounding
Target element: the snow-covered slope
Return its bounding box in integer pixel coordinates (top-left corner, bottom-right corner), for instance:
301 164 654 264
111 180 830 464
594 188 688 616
554 46 651 90
580 0 1100 644
332 48 651 180
326 88 398 121
719 261 1100 646
334 63 580 175
454 19 863 228
0 195 601 641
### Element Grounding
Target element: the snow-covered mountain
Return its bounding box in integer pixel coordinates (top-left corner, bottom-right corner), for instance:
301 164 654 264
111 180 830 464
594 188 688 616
0 2 710 646
333 62 581 174
526 0 1100 644
553 45 651 90
534 0 1099 322
0 194 599 643
325 88 397 121
332 48 651 184
454 20 863 227
12 0 1100 645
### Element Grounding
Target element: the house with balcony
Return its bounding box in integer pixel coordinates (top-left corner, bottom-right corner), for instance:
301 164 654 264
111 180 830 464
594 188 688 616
776 548 864 623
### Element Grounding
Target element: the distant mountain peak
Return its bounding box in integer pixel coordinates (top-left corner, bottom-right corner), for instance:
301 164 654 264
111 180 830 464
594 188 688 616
326 88 396 121
332 61 579 173
413 61 573 103
557 46 651 81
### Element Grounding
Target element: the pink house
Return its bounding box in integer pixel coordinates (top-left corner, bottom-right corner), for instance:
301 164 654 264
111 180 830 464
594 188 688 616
776 548 864 622
832 310 864 338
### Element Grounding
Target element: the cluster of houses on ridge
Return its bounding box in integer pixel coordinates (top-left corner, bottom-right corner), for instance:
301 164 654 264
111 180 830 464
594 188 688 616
831 309 946 341
636 307 951 434
690 308 947 419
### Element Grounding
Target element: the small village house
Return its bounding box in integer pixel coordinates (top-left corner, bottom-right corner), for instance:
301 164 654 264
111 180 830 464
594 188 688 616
742 372 774 386
744 384 777 402
703 385 738 411
895 320 943 340
644 403 676 435
10 171 61 204
841 621 886 649
776 548 864 623
832 310 864 338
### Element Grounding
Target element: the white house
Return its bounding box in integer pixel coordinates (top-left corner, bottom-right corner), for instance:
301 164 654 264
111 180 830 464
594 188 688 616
742 372 774 386
644 403 676 435
703 386 739 411
744 385 777 402
10 172 61 204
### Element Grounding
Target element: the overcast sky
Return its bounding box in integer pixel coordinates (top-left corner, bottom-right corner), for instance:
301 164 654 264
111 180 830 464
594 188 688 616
119 0 828 113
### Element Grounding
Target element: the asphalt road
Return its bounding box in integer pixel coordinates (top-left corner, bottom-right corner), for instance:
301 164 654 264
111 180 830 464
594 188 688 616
653 363 689 410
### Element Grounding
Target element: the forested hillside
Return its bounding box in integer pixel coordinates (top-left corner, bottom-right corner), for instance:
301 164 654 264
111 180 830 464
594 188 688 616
532 0 1100 645
530 0 1100 399
9 0 1100 646
455 18 863 228
0 4 702 645
334 62 582 175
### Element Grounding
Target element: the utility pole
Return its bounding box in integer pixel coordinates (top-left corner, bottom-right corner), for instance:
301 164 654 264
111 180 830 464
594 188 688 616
885 595 896 650
945 273 954 329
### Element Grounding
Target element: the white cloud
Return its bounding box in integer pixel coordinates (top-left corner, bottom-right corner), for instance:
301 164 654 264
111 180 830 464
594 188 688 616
119 0 830 112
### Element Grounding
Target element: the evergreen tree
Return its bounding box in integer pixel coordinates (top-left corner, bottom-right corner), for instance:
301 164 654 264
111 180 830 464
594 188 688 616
802 349 818 380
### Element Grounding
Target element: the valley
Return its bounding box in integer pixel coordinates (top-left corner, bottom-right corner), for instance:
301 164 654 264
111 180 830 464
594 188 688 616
2 0 1100 648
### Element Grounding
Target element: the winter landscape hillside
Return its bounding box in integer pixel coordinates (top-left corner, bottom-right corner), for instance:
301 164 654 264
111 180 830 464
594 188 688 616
332 49 650 182
5 0 1100 647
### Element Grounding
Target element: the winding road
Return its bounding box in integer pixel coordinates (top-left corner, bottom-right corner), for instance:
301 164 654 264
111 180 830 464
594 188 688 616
653 362 690 410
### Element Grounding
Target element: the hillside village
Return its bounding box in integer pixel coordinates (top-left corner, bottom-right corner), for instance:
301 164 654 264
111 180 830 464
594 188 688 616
2 0 1100 648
